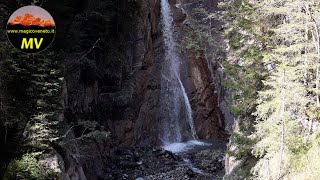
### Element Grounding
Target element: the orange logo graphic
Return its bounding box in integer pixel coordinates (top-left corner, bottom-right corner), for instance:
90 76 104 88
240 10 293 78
6 5 56 53
8 13 55 27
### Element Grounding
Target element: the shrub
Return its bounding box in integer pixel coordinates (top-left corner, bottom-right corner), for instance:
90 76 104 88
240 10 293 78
4 153 50 180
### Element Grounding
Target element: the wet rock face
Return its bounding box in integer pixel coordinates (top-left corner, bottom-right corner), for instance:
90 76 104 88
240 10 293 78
58 0 164 178
62 0 164 147
128 0 229 144
121 0 163 146
175 0 229 140
63 0 228 146
188 53 227 140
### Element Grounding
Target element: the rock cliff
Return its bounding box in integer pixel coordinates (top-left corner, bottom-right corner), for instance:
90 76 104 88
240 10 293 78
54 0 231 177
0 0 232 179
61 0 230 147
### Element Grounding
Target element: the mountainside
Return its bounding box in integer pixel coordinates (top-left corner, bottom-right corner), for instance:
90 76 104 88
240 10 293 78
0 0 231 179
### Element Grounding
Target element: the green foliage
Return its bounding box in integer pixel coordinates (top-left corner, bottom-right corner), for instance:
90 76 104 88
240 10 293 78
180 7 222 59
4 154 53 180
219 3 268 179
219 0 266 134
21 52 63 152
0 0 141 177
238 0 320 179
180 27 203 55
228 133 256 159
219 0 320 179
228 30 242 49
307 108 320 121
0 10 63 174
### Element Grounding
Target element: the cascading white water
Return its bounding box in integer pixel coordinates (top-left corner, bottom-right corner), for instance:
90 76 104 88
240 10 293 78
177 78 197 139
159 0 198 146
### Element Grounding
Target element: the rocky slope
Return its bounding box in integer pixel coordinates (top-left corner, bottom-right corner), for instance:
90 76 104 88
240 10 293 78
57 0 231 178
103 140 226 180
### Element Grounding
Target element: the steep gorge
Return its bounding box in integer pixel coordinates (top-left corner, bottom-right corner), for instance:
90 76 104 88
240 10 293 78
0 0 232 179
59 0 231 178
63 0 229 147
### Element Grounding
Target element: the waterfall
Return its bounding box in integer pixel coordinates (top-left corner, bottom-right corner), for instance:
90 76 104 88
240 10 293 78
159 0 197 145
177 78 197 139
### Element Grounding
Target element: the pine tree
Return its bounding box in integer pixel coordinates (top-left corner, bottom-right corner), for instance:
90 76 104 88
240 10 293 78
222 0 320 179
253 65 308 179
252 0 320 179
218 1 267 178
